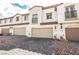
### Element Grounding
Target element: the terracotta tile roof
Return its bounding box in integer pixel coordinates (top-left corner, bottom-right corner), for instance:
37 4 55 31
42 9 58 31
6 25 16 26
42 3 63 10
0 13 29 20
29 3 63 10
29 6 43 10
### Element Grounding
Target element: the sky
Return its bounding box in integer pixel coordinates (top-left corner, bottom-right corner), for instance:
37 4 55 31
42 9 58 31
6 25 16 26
0 0 78 18
0 0 79 7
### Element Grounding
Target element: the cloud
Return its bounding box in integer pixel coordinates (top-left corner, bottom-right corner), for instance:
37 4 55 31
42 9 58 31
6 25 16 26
0 0 29 18
0 0 78 18
11 3 29 9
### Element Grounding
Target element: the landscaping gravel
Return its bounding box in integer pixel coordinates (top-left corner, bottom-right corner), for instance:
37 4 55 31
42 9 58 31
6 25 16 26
0 36 54 55
54 40 79 55
1 36 79 55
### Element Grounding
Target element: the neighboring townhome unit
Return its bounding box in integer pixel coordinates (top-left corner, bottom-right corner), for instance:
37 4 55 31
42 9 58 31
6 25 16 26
1 3 79 41
29 3 62 38
0 14 30 36
57 3 79 41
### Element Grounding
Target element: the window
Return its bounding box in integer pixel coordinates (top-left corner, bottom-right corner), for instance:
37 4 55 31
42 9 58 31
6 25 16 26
55 7 57 11
16 17 19 21
60 24 63 29
65 5 77 19
0 20 1 24
46 13 52 19
55 26 57 30
61 25 63 29
9 18 13 22
65 7 69 12
4 20 7 23
24 16 27 20
32 14 38 24
0 19 2 24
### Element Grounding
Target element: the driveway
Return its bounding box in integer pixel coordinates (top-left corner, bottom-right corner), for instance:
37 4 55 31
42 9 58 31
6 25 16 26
0 36 54 55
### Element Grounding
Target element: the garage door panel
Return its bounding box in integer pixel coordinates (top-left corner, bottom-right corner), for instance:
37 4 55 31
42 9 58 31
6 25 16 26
14 27 26 35
66 28 79 41
1 28 9 35
32 28 53 38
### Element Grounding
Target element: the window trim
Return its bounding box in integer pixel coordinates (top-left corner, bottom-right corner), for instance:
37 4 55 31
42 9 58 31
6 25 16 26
65 5 77 19
24 16 27 21
0 20 1 24
9 18 13 23
4 20 7 23
32 14 38 24
16 16 19 21
46 12 52 19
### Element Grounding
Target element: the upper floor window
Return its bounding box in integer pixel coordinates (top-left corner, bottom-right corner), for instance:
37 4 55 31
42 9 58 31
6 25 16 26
24 16 27 20
65 5 77 19
46 13 52 19
54 26 57 30
9 18 13 22
0 20 1 24
24 16 28 21
4 20 7 23
32 14 38 24
16 17 19 21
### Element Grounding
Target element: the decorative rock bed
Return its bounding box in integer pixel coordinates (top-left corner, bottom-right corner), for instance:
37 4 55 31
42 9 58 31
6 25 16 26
54 40 79 55
0 36 54 55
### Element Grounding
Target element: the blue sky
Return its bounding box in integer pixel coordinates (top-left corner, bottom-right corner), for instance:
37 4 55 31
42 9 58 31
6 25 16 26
0 0 79 7
0 0 78 18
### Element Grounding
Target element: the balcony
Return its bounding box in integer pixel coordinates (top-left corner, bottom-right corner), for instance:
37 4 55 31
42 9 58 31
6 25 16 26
65 10 77 20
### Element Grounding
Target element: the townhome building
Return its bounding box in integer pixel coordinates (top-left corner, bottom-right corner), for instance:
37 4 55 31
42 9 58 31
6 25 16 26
0 3 79 41
57 3 79 41
0 14 30 36
29 4 62 38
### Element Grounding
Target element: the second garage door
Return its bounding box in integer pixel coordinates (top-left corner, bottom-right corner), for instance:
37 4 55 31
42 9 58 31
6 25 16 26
14 27 26 36
32 28 53 38
66 28 79 41
1 28 9 35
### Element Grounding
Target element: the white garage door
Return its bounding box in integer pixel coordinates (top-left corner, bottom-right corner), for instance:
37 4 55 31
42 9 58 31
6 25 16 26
14 27 26 35
32 28 53 38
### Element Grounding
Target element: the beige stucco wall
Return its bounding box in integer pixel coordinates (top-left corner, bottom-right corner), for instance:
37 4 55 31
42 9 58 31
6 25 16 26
0 14 30 26
0 24 29 35
29 7 43 25
1 3 79 39
28 6 58 38
59 23 79 40
56 3 79 39
0 14 30 36
42 8 58 23
57 3 79 23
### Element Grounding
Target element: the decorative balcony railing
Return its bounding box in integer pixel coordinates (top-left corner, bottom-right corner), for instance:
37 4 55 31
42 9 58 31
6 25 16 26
65 10 77 19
